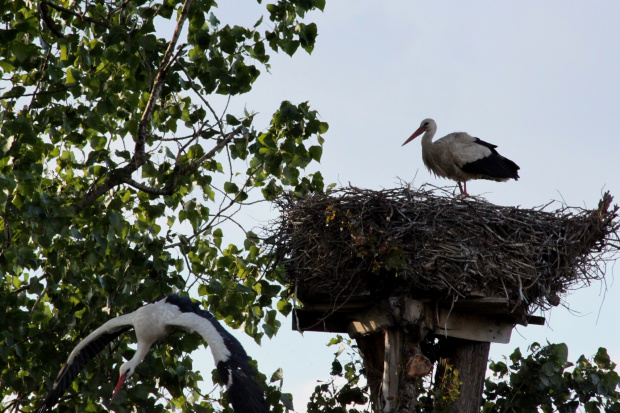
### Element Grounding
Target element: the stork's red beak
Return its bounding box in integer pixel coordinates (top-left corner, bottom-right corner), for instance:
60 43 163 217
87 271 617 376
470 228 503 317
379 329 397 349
111 374 127 403
402 127 424 146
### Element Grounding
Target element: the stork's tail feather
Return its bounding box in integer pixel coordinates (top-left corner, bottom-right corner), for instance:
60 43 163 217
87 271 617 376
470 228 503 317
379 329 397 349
502 156 520 180
461 153 520 181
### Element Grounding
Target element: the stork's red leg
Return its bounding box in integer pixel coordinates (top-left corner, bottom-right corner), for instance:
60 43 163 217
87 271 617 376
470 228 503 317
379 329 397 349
458 181 469 196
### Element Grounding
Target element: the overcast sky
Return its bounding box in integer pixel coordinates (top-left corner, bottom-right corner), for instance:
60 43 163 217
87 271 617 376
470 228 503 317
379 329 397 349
192 1 620 408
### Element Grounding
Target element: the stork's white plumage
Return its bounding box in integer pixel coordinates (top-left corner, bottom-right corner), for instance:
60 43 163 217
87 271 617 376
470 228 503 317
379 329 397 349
37 295 268 413
402 118 520 195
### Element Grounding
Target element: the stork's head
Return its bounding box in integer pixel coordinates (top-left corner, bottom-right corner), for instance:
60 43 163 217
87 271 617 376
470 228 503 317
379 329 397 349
402 118 436 146
111 360 138 403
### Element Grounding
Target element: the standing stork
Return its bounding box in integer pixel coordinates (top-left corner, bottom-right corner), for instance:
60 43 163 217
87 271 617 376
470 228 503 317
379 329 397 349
402 118 520 195
36 294 268 413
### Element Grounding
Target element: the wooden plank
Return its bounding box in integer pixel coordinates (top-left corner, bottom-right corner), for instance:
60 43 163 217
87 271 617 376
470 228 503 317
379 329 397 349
448 297 510 312
433 308 513 343
394 298 514 343
298 297 537 343
297 299 373 312
527 315 546 325
347 305 394 338
292 310 350 333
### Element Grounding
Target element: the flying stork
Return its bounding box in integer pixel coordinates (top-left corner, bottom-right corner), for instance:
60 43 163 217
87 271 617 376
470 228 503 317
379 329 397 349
402 118 520 195
37 294 268 413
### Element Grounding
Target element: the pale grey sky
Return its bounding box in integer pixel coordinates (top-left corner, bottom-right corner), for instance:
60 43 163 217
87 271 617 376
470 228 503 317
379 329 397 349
196 1 620 409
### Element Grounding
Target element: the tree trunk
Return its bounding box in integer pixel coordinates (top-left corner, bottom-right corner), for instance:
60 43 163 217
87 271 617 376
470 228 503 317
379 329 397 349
435 338 491 413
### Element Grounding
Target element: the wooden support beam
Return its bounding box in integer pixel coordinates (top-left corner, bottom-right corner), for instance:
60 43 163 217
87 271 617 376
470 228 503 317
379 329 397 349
297 296 543 412
433 307 513 343
348 303 395 337
347 298 514 344
380 329 401 412
356 331 386 406
436 337 491 413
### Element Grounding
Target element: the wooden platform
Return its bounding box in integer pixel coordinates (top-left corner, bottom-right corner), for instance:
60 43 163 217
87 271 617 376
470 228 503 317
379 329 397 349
293 296 544 344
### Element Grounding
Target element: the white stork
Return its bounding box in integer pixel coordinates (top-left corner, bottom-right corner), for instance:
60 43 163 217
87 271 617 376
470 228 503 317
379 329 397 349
36 294 268 413
402 118 520 195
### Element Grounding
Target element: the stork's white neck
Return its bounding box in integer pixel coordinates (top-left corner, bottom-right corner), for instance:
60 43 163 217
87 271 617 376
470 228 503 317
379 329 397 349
421 126 437 147
119 339 154 378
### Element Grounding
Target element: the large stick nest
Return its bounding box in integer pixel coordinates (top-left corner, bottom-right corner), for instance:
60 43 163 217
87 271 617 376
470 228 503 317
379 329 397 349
268 186 620 317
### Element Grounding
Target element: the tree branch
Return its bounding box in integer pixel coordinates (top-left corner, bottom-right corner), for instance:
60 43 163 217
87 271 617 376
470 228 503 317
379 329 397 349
108 0 133 18
135 0 193 168
179 64 225 136
10 274 47 295
177 125 243 175
122 177 175 196
38 1 65 38
74 0 193 213
41 1 111 29
74 172 125 212
165 159 262 250
117 126 243 198
2 204 10 251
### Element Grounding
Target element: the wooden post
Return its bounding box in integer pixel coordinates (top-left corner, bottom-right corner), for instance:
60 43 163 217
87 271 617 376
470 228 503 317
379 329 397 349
299 297 534 412
357 327 431 413
356 331 386 408
381 328 401 412
435 338 491 413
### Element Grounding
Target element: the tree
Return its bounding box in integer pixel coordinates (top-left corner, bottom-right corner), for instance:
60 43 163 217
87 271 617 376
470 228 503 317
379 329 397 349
483 343 620 413
0 0 327 411
306 338 620 413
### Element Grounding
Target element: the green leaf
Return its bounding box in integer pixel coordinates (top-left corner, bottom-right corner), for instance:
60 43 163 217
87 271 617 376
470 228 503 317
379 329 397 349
224 182 239 194
226 114 240 126
298 23 318 53
280 39 299 56
280 393 294 410
60 44 70 61
594 348 611 369
553 343 569 362
276 300 292 316
314 0 326 11
66 68 80 84
309 145 322 162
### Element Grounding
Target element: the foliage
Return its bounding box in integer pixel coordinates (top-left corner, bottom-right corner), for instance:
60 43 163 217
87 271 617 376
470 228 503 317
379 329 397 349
425 365 462 413
307 339 620 413
307 336 370 413
483 343 620 413
0 0 327 411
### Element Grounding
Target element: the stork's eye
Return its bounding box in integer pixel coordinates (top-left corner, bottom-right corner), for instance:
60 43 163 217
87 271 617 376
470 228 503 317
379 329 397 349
423 122 429 127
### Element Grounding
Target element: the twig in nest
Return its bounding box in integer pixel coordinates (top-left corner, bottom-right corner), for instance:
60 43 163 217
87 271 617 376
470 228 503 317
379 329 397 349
266 185 620 319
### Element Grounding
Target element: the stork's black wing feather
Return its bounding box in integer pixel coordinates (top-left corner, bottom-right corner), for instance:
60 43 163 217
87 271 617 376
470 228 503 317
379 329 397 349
472 137 498 151
36 326 131 412
461 138 520 180
218 360 270 413
166 294 269 413
204 312 269 413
